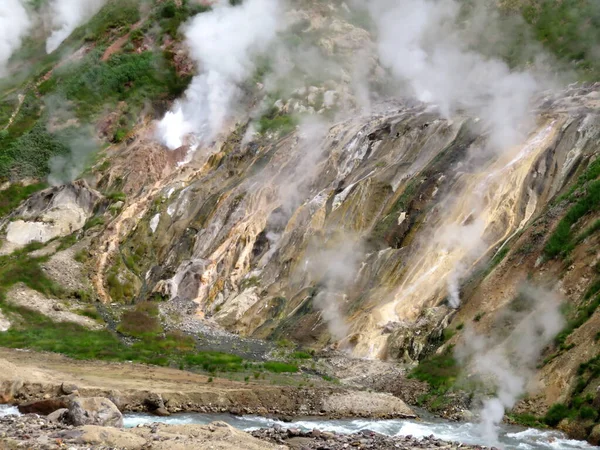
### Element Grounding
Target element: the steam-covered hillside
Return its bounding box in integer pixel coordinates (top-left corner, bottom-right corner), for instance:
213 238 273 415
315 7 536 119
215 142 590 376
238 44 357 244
1 0 600 446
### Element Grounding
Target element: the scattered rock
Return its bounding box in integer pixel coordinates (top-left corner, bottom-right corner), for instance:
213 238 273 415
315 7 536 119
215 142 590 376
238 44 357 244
252 425 492 449
47 408 68 423
61 382 79 395
153 407 170 417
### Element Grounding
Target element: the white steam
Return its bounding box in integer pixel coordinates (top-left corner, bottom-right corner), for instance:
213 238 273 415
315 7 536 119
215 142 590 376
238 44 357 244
157 0 282 150
369 0 541 150
45 0 107 54
456 286 564 445
0 0 31 77
308 239 362 341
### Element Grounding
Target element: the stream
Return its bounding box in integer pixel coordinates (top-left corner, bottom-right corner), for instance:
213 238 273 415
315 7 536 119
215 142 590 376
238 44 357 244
122 411 598 450
1 404 597 449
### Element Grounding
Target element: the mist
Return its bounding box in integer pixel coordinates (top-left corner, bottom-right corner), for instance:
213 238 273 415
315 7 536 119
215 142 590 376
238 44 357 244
368 0 545 150
0 0 31 77
45 0 107 54
456 286 564 445
45 96 100 186
157 0 282 150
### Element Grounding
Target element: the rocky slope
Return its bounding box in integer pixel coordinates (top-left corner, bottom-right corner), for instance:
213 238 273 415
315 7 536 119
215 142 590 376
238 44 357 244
0 0 599 445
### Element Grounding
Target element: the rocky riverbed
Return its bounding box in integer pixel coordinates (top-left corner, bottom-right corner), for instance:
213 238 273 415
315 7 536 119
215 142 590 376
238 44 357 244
251 426 496 449
0 411 497 450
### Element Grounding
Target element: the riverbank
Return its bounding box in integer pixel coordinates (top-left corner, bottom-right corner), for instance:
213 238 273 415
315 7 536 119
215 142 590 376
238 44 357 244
0 348 414 419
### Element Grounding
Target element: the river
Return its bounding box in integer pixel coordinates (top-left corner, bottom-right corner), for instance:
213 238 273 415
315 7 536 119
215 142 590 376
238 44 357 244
122 411 598 450
1 404 596 449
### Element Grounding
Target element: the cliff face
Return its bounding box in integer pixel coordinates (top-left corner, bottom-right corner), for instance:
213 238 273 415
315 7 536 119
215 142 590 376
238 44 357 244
103 85 600 374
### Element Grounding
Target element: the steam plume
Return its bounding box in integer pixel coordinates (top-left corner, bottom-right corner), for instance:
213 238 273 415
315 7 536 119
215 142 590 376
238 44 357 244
456 286 564 445
157 0 282 150
45 0 107 54
0 0 31 77
369 0 542 150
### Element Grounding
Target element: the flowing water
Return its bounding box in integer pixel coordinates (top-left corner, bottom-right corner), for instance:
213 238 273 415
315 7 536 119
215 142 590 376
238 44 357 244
1 403 597 449
121 411 598 450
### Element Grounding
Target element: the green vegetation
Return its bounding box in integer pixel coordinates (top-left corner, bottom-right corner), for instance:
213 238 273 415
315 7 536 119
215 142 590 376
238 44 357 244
0 121 72 179
554 294 600 348
116 302 162 338
522 0 600 80
544 179 600 259
69 0 140 44
154 0 211 39
240 276 260 290
106 191 126 202
409 349 459 394
258 112 297 136
0 182 47 217
544 403 571 427
48 50 182 120
507 413 547 429
84 216 106 231
0 247 65 299
263 361 299 373
290 351 312 359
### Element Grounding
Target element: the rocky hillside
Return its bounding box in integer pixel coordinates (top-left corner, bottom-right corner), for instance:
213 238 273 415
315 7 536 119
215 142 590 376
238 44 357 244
1 0 600 444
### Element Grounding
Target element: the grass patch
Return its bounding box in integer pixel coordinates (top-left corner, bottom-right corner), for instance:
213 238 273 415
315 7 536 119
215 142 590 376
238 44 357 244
263 361 299 373
258 109 297 136
183 351 244 373
409 349 459 394
290 351 312 359
84 216 105 231
544 180 600 259
116 303 162 338
554 293 600 348
508 413 547 429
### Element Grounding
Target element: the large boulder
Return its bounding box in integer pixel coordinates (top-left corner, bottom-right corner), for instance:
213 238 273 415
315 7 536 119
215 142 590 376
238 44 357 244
67 397 123 428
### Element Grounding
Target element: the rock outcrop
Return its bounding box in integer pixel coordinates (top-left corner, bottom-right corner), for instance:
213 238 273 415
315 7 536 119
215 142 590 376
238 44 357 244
2 180 101 250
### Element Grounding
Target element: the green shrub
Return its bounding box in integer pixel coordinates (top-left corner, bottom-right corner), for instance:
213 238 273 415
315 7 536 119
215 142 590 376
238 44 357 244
578 405 598 421
409 350 459 393
544 403 570 427
0 121 71 179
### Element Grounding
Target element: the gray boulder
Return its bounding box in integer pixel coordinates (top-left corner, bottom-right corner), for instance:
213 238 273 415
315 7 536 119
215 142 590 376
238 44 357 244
67 397 123 428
